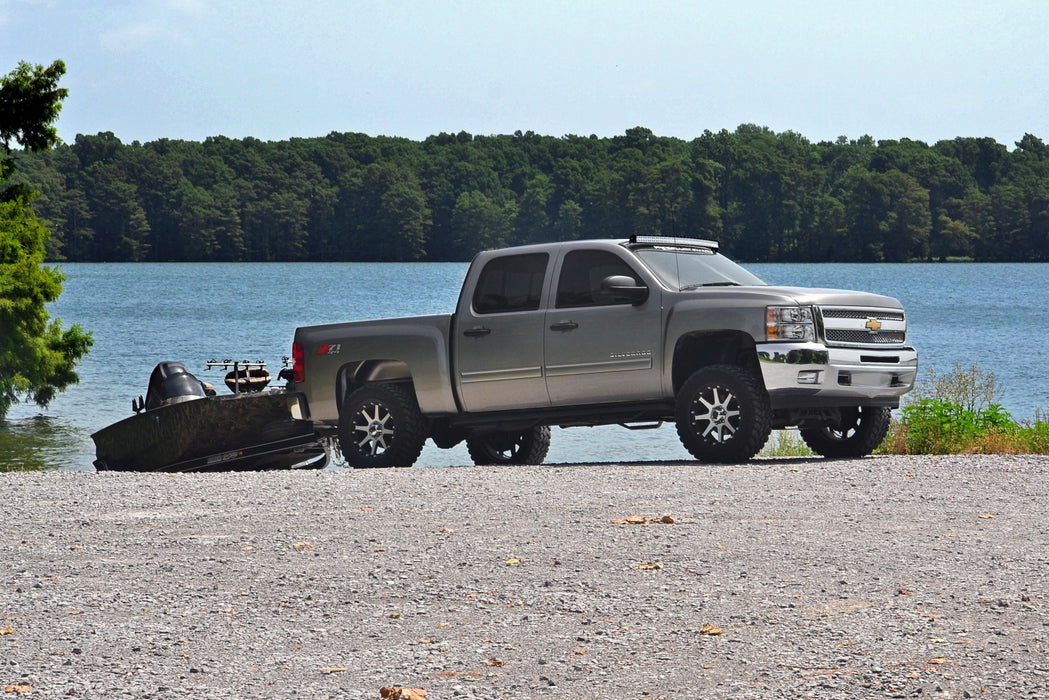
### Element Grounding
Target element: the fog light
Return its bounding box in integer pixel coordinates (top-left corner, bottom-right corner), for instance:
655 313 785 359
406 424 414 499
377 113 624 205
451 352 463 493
797 370 822 385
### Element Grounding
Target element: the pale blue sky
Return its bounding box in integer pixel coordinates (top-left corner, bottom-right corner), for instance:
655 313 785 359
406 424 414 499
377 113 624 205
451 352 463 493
2 0 1046 147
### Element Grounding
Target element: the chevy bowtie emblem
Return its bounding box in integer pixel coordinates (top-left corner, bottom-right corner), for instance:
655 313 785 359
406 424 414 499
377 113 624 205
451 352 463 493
865 318 883 333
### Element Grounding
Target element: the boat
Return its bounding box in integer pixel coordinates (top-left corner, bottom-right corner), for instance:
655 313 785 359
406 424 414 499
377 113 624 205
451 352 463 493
91 361 329 472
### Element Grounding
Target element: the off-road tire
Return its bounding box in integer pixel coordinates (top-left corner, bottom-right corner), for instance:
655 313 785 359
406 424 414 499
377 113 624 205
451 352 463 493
466 426 552 465
800 406 892 458
338 383 427 468
675 365 772 464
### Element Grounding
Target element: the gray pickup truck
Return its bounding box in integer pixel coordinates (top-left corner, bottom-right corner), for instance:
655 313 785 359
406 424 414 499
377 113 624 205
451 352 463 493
289 236 917 468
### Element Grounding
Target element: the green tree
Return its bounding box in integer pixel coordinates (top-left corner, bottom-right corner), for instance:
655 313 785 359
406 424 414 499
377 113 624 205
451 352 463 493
0 60 92 420
0 61 67 152
515 172 554 244
83 161 151 260
553 199 584 240
374 178 429 261
931 215 977 260
882 170 931 261
450 190 516 258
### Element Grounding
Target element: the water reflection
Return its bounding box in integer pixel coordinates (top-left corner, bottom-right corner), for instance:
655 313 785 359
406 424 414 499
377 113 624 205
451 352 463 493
0 416 90 472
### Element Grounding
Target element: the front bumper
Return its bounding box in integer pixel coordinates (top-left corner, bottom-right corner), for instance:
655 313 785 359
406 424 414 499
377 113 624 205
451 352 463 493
757 342 918 409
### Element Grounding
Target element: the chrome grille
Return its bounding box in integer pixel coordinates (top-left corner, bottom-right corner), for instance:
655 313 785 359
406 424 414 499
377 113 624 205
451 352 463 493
825 329 907 344
818 306 907 347
822 308 905 322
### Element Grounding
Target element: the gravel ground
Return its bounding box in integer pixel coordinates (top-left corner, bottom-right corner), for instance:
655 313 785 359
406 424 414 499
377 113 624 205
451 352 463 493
3 455 1048 699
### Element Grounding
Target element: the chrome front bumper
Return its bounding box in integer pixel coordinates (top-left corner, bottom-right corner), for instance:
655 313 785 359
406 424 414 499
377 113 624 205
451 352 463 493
757 342 919 409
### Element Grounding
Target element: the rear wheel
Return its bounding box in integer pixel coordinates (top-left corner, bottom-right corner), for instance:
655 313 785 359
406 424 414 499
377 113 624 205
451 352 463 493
800 406 891 458
675 365 772 464
467 426 551 465
338 383 427 468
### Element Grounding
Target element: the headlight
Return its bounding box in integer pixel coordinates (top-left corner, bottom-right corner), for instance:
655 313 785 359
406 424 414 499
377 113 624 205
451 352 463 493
766 306 815 341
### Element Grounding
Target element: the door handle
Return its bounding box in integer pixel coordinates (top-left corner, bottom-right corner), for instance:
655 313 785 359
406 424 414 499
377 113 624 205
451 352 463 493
463 326 491 337
549 321 579 331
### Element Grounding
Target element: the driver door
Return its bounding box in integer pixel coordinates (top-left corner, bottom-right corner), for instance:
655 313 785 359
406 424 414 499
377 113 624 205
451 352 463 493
544 248 663 405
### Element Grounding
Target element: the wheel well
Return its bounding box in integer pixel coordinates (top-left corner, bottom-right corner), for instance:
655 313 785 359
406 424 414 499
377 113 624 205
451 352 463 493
672 331 760 393
335 360 412 413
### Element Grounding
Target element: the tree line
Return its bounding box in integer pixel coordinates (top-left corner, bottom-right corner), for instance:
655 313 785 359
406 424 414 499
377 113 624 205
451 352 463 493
11 124 1049 263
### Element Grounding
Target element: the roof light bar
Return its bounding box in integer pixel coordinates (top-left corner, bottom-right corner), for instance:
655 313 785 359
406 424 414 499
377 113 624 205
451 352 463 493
628 235 719 252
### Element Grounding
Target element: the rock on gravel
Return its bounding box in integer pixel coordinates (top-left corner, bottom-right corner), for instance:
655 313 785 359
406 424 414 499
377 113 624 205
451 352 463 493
3 455 1049 699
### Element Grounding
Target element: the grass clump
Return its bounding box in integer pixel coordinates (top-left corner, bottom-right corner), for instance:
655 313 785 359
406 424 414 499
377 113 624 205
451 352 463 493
878 362 1049 455
760 430 815 458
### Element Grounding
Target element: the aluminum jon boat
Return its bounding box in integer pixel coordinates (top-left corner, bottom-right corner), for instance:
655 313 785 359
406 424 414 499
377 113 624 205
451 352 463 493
91 361 328 472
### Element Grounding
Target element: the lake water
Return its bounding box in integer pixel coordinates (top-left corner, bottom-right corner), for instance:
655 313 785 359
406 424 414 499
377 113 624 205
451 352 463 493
3 262 1048 471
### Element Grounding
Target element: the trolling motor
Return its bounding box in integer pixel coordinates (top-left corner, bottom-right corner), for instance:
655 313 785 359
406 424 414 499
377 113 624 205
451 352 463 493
278 355 294 383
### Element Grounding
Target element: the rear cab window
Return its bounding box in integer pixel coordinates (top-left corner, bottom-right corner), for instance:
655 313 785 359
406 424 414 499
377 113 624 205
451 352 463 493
472 253 549 314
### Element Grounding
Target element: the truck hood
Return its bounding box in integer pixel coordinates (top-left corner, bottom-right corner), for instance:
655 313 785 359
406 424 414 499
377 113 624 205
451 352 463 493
761 286 903 309
674 285 904 309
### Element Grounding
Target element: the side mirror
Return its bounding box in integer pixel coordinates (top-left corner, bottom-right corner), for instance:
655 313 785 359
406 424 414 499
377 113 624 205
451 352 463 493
600 275 649 305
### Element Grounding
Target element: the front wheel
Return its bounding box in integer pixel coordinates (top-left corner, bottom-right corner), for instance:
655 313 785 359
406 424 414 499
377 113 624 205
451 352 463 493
675 365 772 464
800 406 891 458
338 383 427 468
466 426 551 465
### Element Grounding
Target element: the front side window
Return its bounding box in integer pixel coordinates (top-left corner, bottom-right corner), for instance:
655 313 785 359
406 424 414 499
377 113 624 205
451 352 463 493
472 253 548 314
555 250 644 308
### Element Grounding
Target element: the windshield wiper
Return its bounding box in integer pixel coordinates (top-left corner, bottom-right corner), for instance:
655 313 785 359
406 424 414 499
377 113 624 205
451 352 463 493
680 281 741 291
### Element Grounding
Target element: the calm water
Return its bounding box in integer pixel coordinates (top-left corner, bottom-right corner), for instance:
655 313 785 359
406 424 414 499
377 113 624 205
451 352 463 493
3 262 1048 471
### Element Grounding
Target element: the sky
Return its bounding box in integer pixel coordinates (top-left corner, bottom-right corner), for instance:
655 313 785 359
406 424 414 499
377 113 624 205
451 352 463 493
2 0 1047 148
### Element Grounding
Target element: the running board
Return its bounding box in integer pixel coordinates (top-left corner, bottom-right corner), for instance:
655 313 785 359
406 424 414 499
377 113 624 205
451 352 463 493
619 421 664 430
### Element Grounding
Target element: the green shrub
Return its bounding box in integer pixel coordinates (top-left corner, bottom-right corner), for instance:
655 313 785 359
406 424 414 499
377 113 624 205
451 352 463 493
900 399 1015 454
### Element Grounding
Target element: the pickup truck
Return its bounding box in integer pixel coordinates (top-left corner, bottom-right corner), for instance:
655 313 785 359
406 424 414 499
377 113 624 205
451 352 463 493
289 236 918 468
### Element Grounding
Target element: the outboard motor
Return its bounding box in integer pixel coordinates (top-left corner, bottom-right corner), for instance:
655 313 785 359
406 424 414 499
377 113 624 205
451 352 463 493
143 362 207 411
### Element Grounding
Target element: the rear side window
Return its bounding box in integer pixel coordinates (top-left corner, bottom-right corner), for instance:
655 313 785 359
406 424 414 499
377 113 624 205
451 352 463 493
472 253 548 314
555 249 643 308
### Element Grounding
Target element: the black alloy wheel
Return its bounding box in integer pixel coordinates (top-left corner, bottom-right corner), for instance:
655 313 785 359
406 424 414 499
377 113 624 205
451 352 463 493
338 383 427 468
675 364 773 463
466 425 552 465
800 405 892 458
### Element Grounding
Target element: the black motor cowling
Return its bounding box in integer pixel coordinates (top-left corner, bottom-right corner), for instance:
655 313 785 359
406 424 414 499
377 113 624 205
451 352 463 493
144 362 207 411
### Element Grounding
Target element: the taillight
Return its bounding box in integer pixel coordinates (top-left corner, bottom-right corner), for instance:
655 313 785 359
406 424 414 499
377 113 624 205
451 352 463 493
292 342 305 383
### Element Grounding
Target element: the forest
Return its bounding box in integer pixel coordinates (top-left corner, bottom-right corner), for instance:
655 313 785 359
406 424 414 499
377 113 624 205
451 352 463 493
10 124 1049 263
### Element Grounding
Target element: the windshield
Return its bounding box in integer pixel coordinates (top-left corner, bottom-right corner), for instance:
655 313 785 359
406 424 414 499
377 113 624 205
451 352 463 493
634 248 766 289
